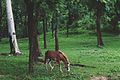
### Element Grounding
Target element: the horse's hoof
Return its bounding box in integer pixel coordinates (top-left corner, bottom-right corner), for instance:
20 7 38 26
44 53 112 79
51 66 54 69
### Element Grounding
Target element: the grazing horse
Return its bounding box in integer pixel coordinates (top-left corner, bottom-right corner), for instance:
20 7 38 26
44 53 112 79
44 50 70 72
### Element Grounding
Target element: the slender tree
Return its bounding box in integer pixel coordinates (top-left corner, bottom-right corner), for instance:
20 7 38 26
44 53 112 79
96 1 104 47
110 0 120 33
6 0 21 55
84 0 104 47
66 2 71 37
45 18 48 32
23 13 28 37
51 16 54 38
0 0 2 41
66 9 70 37
55 11 59 51
43 16 47 49
114 0 120 19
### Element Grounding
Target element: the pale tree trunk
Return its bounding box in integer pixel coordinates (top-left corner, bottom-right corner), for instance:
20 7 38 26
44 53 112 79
6 0 21 55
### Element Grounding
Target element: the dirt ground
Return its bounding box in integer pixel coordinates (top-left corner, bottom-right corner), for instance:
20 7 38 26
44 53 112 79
90 76 110 80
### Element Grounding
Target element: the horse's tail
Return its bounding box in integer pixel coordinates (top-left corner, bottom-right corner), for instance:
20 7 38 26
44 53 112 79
44 50 49 64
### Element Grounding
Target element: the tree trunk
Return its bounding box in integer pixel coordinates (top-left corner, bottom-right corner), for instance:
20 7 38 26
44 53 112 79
24 0 40 73
0 0 2 41
111 18 119 33
96 9 104 47
23 14 28 37
48 21 51 29
55 12 59 51
66 21 69 37
43 18 47 49
45 18 48 32
66 9 70 37
112 2 120 34
51 17 54 38
6 0 21 55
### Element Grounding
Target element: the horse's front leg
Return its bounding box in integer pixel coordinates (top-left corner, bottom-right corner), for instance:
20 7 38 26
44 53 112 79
45 63 48 70
47 59 54 71
59 64 63 73
57 60 63 72
49 61 54 71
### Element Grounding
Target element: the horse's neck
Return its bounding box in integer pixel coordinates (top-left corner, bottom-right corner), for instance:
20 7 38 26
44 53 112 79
61 54 69 65
58 51 69 64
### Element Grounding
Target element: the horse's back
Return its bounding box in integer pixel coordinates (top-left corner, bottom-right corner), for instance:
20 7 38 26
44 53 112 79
45 50 59 58
45 50 66 58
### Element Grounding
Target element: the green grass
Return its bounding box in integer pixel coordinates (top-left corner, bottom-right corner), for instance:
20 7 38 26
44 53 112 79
0 31 120 80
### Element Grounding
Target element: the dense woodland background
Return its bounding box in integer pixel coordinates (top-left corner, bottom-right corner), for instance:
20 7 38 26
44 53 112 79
0 0 120 39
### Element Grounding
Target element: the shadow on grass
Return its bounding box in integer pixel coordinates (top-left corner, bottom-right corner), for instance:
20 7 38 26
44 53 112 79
70 63 96 68
0 53 10 56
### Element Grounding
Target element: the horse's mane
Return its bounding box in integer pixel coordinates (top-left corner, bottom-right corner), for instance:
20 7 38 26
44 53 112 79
58 50 70 64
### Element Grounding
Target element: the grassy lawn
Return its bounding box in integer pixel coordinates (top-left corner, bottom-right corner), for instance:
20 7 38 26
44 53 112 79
0 31 120 80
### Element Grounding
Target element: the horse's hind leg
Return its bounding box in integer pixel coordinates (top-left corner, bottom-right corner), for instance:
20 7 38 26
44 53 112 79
56 60 63 72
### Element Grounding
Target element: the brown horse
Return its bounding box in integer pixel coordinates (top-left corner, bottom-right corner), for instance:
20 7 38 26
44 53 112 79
44 50 70 72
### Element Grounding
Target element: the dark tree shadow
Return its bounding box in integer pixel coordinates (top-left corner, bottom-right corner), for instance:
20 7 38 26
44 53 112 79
0 53 10 56
70 63 96 68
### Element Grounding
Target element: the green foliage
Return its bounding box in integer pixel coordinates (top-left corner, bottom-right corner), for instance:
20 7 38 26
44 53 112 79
45 0 59 11
0 0 120 38
77 14 95 30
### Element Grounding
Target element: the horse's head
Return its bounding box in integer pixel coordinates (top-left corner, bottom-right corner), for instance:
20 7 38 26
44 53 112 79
63 56 70 72
58 50 70 72
65 62 70 72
